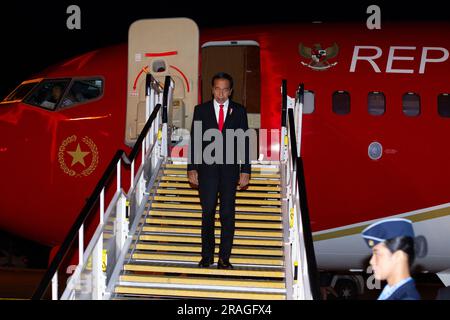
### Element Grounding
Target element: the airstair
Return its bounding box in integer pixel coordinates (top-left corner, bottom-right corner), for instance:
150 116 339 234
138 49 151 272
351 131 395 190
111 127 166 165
31 75 320 300
114 162 284 299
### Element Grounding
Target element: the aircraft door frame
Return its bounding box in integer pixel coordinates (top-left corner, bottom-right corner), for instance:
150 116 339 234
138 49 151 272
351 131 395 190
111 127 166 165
126 18 199 146
201 40 261 129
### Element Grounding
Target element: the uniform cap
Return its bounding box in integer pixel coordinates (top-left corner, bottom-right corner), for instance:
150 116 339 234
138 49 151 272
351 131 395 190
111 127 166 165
361 218 415 248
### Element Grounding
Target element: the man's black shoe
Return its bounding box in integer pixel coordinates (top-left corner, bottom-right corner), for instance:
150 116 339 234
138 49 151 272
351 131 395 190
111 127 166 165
198 257 214 268
217 258 233 269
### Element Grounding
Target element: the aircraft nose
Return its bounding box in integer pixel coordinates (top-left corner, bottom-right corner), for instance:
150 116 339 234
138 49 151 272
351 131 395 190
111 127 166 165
0 113 20 165
0 103 22 155
0 102 21 124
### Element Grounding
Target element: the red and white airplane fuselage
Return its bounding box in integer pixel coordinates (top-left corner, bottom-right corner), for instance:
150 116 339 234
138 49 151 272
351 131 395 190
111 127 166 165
1 21 449 275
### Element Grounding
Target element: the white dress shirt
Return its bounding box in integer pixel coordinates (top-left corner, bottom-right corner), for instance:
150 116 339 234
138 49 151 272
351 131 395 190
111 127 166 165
213 99 229 124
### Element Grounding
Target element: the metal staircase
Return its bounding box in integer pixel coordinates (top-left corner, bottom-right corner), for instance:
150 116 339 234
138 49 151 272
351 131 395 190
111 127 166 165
113 162 286 299
31 75 320 300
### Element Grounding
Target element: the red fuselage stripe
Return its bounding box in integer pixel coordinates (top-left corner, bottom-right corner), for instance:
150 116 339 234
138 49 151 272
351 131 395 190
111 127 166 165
169 65 190 92
145 51 178 57
133 66 148 90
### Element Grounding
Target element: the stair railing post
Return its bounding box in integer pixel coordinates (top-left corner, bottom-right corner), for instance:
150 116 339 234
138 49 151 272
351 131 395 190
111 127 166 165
115 192 128 260
154 91 163 161
280 81 288 163
78 224 84 278
137 142 145 206
51 273 58 300
295 84 304 157
145 75 155 154
161 76 174 159
130 159 135 193
91 234 105 300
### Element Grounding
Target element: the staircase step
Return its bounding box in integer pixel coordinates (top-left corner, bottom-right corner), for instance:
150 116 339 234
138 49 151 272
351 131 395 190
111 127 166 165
115 285 285 299
135 243 283 256
130 252 284 266
152 195 281 206
165 163 280 173
147 210 282 222
163 170 280 179
142 225 282 238
123 262 285 278
111 161 288 300
139 234 283 246
158 182 281 192
150 203 281 213
120 274 285 289
161 176 280 185
156 188 281 198
147 217 282 229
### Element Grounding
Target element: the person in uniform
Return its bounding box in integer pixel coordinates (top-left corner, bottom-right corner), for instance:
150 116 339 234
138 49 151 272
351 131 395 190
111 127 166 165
361 218 421 300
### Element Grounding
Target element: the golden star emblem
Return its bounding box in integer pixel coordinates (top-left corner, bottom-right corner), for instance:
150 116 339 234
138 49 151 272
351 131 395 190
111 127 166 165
67 143 90 167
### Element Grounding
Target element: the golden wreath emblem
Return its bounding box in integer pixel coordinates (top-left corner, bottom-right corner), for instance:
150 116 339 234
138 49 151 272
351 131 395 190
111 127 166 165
58 135 99 177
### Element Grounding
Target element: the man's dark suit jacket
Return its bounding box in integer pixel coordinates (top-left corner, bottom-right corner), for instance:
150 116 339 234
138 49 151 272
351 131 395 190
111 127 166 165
187 100 251 173
187 99 251 261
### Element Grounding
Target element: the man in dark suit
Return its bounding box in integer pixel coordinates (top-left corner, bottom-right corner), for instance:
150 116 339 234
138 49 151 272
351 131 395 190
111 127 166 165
187 72 251 269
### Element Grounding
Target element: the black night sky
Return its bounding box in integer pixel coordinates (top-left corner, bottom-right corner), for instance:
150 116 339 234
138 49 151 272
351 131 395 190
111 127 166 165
0 0 448 99
0 0 448 268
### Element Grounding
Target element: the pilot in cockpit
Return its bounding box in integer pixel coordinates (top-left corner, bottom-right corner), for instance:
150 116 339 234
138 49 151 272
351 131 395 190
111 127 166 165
41 85 75 108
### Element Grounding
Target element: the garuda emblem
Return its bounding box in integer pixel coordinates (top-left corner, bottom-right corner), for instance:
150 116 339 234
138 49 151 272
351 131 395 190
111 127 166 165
299 42 339 71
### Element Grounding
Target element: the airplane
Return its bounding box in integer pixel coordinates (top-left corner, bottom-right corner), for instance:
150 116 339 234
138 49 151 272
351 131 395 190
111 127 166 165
1 18 450 296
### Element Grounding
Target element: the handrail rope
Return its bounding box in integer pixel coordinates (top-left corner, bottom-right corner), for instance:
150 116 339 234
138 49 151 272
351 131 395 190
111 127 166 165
283 80 321 300
125 76 173 271
31 151 123 300
32 74 169 300
288 109 321 300
126 158 165 266
124 103 161 164
162 76 171 124
281 80 288 128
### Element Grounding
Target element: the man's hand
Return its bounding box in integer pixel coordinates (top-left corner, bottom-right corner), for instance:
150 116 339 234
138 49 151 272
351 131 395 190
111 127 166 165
238 173 250 190
188 170 198 187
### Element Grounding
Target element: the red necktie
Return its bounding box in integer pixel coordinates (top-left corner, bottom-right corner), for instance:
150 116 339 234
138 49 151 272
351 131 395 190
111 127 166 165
218 104 224 131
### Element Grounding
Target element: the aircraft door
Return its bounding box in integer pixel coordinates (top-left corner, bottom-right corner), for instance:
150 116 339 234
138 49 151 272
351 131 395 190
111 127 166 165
201 41 261 129
126 18 199 146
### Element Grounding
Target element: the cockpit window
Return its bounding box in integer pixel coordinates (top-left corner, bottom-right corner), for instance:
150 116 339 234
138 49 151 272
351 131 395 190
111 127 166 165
1 80 41 104
24 79 71 110
61 79 103 108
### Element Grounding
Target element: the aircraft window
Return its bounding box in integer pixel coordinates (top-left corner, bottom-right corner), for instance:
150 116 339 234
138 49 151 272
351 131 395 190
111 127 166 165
303 90 315 114
1 81 40 103
438 94 450 118
402 93 420 117
332 91 350 115
152 60 167 73
61 78 104 108
24 79 71 110
368 92 385 116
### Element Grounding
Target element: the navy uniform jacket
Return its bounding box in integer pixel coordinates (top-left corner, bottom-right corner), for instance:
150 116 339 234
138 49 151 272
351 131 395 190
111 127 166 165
386 279 421 300
436 286 450 300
